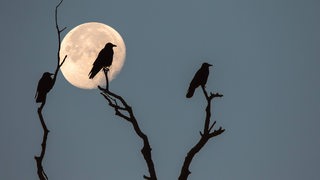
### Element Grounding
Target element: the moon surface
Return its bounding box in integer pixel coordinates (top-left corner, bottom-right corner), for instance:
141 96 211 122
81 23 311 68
60 22 126 89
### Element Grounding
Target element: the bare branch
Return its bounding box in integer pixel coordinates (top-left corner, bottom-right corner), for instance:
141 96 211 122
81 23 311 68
56 0 64 7
99 71 157 180
35 1 66 179
100 92 119 108
59 55 67 68
34 106 49 180
209 127 225 138
59 26 67 33
211 92 224 98
179 85 225 180
52 0 67 84
208 121 216 133
201 85 210 100
203 98 211 134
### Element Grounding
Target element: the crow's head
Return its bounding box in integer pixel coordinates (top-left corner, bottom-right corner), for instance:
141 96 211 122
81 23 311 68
43 72 54 77
202 62 212 68
105 42 117 48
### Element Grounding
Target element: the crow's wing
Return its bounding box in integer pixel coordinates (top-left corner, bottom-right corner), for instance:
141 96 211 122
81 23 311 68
186 66 209 98
35 76 53 102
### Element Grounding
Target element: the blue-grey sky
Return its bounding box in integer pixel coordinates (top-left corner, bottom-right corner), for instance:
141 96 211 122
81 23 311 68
1 0 320 179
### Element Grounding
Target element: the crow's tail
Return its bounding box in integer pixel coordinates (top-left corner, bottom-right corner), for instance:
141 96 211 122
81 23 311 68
186 86 195 98
88 66 100 79
35 92 46 103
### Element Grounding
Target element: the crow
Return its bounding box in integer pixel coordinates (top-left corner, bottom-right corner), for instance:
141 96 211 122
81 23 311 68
35 72 54 103
186 62 212 98
88 42 117 79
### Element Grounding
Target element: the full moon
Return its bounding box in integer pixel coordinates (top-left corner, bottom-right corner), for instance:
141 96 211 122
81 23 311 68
60 22 126 89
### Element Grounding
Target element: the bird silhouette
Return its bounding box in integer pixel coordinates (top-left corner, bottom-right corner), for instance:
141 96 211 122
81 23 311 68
35 72 54 103
186 62 212 98
88 42 117 79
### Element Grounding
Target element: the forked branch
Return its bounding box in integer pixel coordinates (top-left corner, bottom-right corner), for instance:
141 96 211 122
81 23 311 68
52 0 67 84
98 71 157 180
178 86 225 180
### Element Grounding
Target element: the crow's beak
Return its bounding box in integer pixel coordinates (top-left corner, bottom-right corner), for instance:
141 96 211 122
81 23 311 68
208 64 213 67
113 44 117 47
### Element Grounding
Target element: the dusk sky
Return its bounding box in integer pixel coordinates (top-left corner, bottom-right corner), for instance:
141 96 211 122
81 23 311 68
1 0 320 179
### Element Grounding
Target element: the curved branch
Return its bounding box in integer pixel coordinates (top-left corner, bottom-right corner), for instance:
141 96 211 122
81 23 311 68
98 71 157 180
178 86 225 180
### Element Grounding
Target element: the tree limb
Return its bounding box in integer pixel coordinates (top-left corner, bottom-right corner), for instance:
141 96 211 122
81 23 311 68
52 0 67 84
34 106 49 180
34 1 67 179
178 86 224 180
98 71 157 180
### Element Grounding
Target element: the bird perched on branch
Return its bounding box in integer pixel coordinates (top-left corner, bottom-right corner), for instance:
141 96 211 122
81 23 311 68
88 42 117 79
186 62 212 98
35 72 54 103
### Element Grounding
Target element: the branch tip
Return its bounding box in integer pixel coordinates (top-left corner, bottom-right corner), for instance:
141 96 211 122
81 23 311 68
98 85 107 92
59 55 67 67
208 121 217 132
56 0 64 8
59 27 67 32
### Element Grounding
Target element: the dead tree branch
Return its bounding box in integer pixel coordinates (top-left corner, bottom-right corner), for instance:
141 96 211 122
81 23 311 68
98 71 157 180
34 0 67 179
52 0 67 84
34 107 49 180
178 86 224 180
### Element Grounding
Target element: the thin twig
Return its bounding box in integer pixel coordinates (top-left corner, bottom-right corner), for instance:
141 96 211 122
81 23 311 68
208 121 217 133
59 55 67 68
52 0 67 84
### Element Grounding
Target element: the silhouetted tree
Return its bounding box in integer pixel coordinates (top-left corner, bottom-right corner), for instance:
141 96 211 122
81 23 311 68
34 2 225 180
34 0 67 179
98 62 225 180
